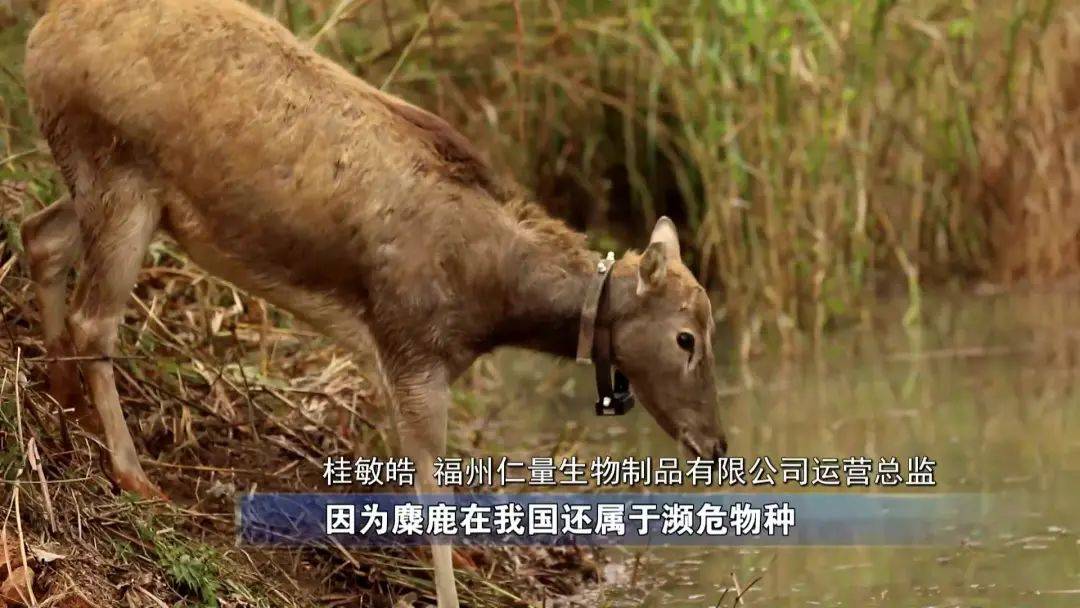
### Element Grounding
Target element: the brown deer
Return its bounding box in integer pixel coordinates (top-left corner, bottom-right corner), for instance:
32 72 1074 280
19 0 727 605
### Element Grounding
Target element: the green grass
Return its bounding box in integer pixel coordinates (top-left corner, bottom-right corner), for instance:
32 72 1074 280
128 509 224 608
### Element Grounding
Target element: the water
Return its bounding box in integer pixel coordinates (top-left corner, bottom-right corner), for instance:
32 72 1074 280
464 289 1080 607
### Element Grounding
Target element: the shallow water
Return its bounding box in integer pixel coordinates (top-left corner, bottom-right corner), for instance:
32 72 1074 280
468 290 1080 607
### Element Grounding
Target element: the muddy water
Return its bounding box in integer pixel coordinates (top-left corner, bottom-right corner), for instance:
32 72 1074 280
468 290 1080 607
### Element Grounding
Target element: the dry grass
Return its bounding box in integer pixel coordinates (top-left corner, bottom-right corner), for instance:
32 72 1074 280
974 4 1080 283
2 1 1079 355
0 185 595 606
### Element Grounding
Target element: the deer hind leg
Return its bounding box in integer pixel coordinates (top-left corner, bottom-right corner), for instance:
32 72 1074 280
388 365 460 608
20 196 95 428
67 163 165 500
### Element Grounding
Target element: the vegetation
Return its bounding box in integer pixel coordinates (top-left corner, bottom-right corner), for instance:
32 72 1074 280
1 0 1078 606
269 0 1076 354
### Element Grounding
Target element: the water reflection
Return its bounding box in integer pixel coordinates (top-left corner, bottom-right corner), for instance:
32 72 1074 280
462 290 1079 606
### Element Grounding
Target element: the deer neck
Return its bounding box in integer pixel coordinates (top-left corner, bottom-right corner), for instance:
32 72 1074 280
495 230 610 359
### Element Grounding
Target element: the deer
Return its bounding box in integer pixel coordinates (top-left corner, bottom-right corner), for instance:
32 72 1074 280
18 1 727 606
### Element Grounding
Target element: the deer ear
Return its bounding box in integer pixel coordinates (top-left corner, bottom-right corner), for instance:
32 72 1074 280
649 216 681 260
637 241 669 295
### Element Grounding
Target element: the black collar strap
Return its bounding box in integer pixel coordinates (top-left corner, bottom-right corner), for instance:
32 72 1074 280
576 252 636 416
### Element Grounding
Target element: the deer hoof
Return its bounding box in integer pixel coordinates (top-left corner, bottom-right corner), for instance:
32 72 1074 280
115 470 170 502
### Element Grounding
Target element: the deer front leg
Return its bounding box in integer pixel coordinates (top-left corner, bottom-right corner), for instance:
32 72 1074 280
20 197 97 429
67 166 165 500
388 365 460 608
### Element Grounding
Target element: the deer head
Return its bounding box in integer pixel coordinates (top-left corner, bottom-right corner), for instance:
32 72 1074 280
608 217 727 459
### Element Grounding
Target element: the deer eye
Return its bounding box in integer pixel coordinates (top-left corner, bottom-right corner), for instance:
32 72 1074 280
676 332 695 352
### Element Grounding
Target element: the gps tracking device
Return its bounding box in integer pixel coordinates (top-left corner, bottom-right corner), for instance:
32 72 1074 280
595 368 635 416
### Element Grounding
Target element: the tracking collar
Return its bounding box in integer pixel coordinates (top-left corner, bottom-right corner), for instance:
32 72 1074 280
576 252 636 416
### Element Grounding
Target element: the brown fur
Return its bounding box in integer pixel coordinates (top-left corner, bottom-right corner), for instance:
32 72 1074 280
20 2 725 606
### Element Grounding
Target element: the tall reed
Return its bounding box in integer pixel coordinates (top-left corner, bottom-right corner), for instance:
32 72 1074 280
2 0 1074 356
280 0 1072 355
